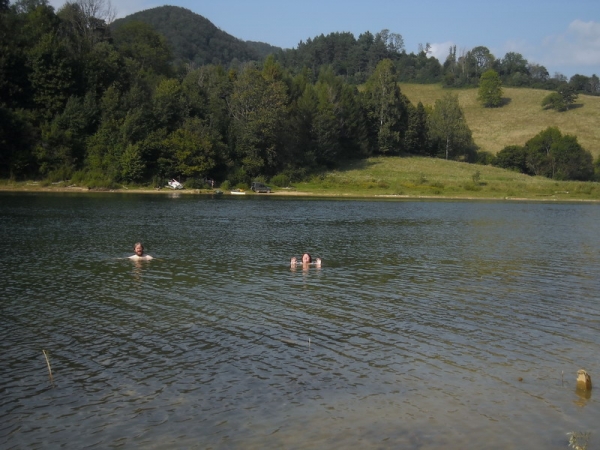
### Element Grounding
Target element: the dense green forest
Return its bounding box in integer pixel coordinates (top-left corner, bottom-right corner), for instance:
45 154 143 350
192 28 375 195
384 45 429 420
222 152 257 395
111 6 261 66
1 0 599 189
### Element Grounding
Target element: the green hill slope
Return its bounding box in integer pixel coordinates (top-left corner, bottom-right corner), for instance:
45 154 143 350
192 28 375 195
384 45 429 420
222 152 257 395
400 84 600 158
288 156 600 201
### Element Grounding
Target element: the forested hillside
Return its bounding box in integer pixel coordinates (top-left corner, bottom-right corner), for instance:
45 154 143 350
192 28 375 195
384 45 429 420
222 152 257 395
1 0 599 189
246 41 282 59
108 6 600 94
110 6 261 66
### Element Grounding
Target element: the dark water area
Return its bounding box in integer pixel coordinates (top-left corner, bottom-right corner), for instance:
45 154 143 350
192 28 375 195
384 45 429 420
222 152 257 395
1 193 599 449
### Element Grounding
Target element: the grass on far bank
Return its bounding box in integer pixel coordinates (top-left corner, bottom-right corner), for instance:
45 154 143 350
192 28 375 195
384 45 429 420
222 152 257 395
399 84 600 158
2 156 600 202
291 156 600 201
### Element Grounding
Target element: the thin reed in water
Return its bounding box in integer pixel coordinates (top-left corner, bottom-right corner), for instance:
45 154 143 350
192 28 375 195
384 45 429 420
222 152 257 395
42 349 54 386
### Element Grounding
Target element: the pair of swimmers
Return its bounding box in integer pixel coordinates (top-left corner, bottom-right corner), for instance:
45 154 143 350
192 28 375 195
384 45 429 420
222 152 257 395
129 243 321 267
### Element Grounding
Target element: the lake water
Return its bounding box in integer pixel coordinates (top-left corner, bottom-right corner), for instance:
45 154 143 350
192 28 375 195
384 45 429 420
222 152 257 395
1 193 599 449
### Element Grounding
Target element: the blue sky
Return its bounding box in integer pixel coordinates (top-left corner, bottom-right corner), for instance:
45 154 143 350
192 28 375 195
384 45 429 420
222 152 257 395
50 0 600 78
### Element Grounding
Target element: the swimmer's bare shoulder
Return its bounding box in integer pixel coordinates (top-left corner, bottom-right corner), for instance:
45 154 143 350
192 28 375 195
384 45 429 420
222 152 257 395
129 255 153 260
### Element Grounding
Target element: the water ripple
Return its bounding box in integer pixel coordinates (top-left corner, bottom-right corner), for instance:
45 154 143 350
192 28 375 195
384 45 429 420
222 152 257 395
1 195 599 449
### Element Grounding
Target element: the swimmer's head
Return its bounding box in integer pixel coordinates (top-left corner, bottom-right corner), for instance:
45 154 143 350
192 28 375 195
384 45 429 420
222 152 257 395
134 242 144 256
302 253 312 263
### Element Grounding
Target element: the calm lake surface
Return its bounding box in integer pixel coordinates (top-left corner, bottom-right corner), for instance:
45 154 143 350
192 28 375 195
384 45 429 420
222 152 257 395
1 192 599 449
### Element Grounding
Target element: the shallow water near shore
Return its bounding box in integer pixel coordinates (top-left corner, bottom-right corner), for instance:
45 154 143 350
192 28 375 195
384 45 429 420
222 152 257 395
1 193 599 449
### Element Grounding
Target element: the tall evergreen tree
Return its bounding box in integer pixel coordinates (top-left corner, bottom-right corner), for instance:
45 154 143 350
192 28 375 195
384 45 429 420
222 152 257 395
312 66 367 166
404 101 430 155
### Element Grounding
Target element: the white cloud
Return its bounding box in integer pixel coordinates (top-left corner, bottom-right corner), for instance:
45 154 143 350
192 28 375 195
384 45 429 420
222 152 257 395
500 39 535 57
48 0 155 19
430 22 600 77
112 0 158 18
541 20 600 68
428 41 455 64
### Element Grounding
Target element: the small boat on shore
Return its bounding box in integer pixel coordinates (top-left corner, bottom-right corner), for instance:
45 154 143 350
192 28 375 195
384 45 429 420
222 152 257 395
230 189 246 195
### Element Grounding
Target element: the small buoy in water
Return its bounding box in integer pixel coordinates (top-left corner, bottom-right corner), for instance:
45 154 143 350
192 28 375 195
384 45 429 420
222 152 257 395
576 369 592 391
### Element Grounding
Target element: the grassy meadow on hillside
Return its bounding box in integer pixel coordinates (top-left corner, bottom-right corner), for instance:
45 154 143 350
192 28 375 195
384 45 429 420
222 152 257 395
399 84 600 158
291 156 600 201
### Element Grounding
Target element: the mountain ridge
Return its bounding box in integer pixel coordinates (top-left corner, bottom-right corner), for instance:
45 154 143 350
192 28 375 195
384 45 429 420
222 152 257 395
111 5 281 66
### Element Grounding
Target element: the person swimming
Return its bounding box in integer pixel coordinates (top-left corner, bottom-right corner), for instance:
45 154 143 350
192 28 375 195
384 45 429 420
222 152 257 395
129 242 153 260
291 252 321 267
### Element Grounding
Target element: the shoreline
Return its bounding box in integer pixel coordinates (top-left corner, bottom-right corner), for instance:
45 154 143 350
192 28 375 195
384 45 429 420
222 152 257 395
1 184 599 202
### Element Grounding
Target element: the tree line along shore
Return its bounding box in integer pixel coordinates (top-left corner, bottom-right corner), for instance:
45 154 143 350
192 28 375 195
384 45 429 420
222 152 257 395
2 2 599 194
3 156 600 202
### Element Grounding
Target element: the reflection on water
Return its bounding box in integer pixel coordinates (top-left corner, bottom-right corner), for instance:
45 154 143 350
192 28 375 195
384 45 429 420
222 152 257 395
1 193 599 449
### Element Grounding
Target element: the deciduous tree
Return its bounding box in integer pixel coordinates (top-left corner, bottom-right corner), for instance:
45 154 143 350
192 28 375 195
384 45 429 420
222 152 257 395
498 52 528 77
478 69 503 107
541 84 578 111
57 0 113 57
525 127 591 180
493 145 529 173
525 126 561 176
429 93 474 160
162 118 221 179
362 59 408 155
152 78 186 131
120 143 145 182
27 32 77 118
228 64 287 177
550 135 593 180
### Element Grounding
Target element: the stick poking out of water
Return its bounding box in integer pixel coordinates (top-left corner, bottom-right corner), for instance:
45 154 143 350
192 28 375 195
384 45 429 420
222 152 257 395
42 349 54 386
